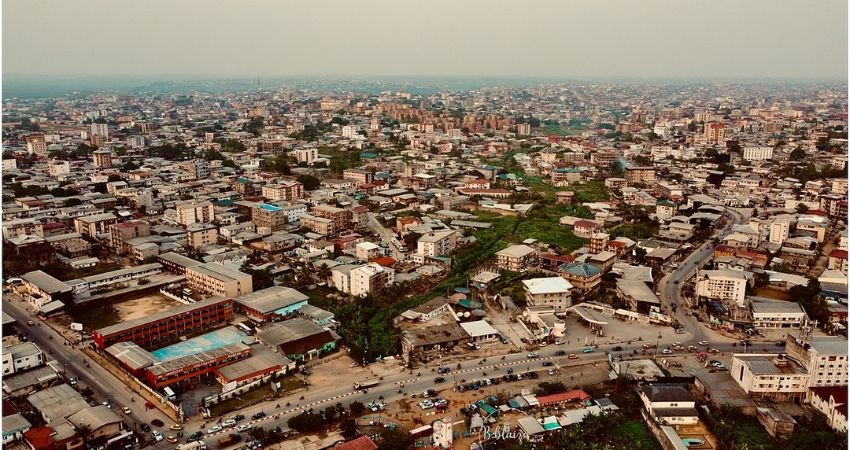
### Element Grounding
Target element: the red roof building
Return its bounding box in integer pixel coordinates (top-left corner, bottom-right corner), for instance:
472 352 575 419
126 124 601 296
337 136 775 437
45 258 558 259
334 435 378 450
536 389 592 407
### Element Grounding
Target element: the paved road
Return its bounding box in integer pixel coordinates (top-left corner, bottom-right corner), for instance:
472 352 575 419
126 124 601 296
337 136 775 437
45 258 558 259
658 207 750 344
4 294 171 447
195 328 781 448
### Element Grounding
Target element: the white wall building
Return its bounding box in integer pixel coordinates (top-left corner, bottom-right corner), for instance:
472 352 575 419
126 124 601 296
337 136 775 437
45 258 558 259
730 354 809 402
2 342 45 376
696 269 748 307
743 146 774 161
522 277 573 312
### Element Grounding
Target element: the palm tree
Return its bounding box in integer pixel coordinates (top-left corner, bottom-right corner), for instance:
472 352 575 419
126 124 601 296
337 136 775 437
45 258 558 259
75 423 92 440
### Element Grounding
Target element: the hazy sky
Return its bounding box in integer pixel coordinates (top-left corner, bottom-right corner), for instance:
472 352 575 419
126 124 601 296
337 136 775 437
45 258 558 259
3 0 848 80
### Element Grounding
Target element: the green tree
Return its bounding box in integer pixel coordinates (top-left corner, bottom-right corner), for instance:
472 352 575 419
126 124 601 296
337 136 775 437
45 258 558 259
377 428 414 450
796 203 809 214
790 146 807 161
348 401 366 416
339 418 358 438
296 174 321 191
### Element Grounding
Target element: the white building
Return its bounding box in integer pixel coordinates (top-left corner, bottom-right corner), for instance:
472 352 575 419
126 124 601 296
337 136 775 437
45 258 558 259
176 201 215 226
350 263 394 297
2 342 45 376
355 242 382 261
342 125 359 139
90 122 109 138
769 216 792 245
749 296 808 329
521 277 573 312
295 148 318 165
743 146 774 161
786 335 849 388
730 354 809 402
416 230 459 257
638 384 699 425
696 269 748 307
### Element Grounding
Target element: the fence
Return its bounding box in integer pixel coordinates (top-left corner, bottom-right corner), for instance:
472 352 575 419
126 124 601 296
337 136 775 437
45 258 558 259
84 347 184 423
202 374 274 407
303 350 346 369
640 409 689 450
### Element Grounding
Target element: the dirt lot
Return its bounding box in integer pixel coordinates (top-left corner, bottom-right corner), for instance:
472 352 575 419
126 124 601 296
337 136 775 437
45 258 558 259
112 293 181 321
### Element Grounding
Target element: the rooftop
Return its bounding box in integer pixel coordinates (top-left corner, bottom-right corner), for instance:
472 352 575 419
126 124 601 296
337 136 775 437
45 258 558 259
522 277 573 294
234 286 309 314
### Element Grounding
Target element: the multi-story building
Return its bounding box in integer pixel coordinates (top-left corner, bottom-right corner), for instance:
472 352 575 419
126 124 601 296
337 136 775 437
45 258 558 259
769 216 792 245
92 297 234 349
252 203 289 232
522 277 573 312
176 201 215 226
24 133 47 156
74 212 118 237
743 146 774 161
300 214 335 235
704 122 725 144
730 354 809 402
591 151 618 169
262 181 304 201
350 263 394 297
90 122 109 139
516 123 531 136
589 233 610 254
696 269 747 307
186 262 253 298
809 387 848 432
624 167 656 186
295 148 318 165
186 223 218 249
416 230 459 257
495 245 538 272
92 150 113 168
2 342 45 375
749 296 808 329
2 218 43 241
343 169 374 184
48 159 70 177
145 343 251 389
109 220 150 254
786 335 849 389
638 385 699 425
310 204 351 233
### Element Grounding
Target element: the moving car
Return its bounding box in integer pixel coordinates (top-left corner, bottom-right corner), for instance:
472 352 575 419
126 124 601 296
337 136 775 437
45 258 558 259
170 424 184 431
698 340 709 346
434 377 446 383
121 406 131 414
611 346 623 352
166 436 178 444
237 424 252 432
542 361 554 367
568 354 578 359
27 320 35 326
554 350 566 356
140 423 151 432
527 352 539 358
222 419 236 428
582 347 593 353
661 348 673 354
152 431 164 442
251 412 266 420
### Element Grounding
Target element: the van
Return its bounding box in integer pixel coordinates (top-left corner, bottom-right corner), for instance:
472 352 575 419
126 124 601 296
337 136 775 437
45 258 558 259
162 387 177 401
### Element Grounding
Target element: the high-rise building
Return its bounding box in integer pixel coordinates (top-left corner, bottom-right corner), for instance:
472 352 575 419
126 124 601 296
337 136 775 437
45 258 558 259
704 122 725 144
93 150 113 168
90 123 109 139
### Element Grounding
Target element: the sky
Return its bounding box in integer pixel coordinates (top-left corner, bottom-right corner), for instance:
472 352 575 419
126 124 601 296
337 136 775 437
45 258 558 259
2 0 848 81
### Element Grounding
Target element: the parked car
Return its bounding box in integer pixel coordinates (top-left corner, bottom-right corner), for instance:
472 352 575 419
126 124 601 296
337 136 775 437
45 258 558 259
438 367 450 374
434 377 446 383
237 424 252 432
542 361 554 367
554 350 566 356
222 419 236 428
232 414 245 422
208 425 222 434
140 424 151 432
698 340 709 346
611 346 623 352
152 431 163 442
251 412 266 420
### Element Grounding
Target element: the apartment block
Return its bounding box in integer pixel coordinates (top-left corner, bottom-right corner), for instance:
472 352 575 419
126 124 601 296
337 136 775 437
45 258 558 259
417 230 459 257
696 269 748 307
625 167 657 186
186 262 253 298
176 201 215 226
186 223 218 249
350 263 394 297
262 180 304 201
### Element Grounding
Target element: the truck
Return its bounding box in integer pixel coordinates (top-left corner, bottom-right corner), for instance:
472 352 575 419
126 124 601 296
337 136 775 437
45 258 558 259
353 378 380 390
217 434 240 447
176 442 208 450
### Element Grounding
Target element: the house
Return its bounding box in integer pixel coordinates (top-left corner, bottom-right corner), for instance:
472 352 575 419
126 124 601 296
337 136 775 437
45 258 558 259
522 277 573 312
616 279 660 314
495 245 538 272
573 220 601 238
559 262 602 292
2 343 45 376
417 230 459 257
638 384 699 425
459 320 500 343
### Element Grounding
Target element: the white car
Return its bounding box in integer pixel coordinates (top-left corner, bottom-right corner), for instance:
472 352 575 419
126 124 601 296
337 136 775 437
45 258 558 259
222 419 237 427
237 424 252 432
419 400 434 410
661 348 673 354
527 352 539 358
207 425 222 434
698 340 709 346
152 431 164 442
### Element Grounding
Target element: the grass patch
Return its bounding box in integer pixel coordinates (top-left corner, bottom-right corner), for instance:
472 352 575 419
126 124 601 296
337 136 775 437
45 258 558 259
305 285 337 310
566 180 610 202
612 421 658 449
514 204 589 251
609 223 658 240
